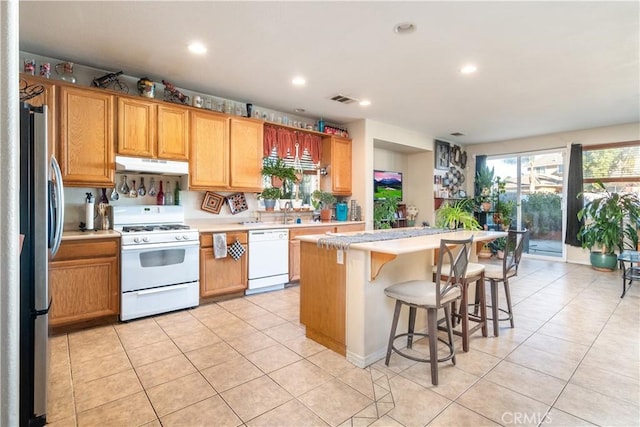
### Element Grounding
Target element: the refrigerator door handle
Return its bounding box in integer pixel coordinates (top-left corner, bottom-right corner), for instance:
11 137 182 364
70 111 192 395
33 298 52 317
50 156 64 257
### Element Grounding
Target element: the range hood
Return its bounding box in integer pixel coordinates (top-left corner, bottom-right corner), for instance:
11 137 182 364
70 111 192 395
115 155 188 175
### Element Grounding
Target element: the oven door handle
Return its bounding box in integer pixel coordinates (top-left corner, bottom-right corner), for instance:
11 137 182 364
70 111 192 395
136 284 189 296
121 241 200 251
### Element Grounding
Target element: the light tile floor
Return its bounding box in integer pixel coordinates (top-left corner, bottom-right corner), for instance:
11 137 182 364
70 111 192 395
47 259 640 426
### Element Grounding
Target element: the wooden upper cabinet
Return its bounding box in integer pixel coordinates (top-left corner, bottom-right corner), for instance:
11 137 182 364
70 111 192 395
157 104 189 160
189 110 229 190
20 75 57 159
59 86 115 187
321 136 352 196
229 117 263 191
117 96 157 157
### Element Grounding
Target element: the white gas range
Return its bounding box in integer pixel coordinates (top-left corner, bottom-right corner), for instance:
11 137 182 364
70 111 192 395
114 205 200 321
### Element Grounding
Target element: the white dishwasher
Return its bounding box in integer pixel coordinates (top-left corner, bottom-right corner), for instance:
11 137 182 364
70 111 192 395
247 229 289 294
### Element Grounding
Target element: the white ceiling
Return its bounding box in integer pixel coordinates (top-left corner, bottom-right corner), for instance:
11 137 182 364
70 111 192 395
19 1 639 144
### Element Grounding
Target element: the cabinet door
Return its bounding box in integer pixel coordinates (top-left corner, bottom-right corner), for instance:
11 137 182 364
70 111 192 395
321 137 352 196
21 75 57 158
157 104 189 160
289 240 301 282
59 86 115 187
331 137 352 195
200 247 248 298
49 256 119 326
229 118 263 191
288 226 336 282
189 111 229 190
117 96 156 157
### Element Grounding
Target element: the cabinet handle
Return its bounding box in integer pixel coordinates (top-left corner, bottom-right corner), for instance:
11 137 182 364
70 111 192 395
137 284 188 296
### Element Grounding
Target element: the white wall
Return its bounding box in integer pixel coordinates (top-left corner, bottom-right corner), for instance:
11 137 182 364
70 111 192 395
349 119 435 229
1 1 20 424
465 122 640 264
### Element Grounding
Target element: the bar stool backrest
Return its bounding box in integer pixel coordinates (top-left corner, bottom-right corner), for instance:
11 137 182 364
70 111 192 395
503 229 528 278
434 237 473 307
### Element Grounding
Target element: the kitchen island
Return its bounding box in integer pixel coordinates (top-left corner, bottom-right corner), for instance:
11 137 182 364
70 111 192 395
297 228 505 368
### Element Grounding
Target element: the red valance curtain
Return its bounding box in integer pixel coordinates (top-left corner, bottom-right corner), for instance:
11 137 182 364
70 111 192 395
263 124 322 164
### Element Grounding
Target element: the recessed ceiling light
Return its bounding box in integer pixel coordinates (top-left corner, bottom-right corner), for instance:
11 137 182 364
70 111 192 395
359 99 371 107
294 108 306 113
188 41 207 55
450 132 466 137
292 76 306 86
394 22 416 34
460 64 478 74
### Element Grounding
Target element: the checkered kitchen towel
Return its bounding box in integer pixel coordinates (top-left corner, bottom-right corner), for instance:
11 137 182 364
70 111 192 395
228 239 245 261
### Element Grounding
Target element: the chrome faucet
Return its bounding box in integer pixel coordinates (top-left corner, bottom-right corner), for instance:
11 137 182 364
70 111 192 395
283 201 293 224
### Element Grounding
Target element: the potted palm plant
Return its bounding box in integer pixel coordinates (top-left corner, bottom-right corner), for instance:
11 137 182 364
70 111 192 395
577 181 640 271
475 165 495 212
312 190 336 221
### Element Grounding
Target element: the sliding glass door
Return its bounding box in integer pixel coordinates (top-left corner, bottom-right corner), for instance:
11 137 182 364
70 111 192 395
487 149 565 259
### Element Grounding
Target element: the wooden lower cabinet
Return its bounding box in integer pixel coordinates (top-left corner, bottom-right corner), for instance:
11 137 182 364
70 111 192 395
300 241 347 355
200 231 248 298
48 238 120 327
289 226 336 282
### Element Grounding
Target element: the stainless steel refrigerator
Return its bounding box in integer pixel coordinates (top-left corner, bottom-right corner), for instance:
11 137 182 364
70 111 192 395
19 102 64 426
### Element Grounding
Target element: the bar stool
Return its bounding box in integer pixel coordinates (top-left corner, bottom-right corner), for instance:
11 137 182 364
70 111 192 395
433 255 488 352
478 230 527 336
384 237 472 386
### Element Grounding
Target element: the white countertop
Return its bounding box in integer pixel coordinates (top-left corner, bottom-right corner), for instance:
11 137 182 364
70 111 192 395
298 228 506 255
62 221 365 239
186 219 364 233
62 230 122 241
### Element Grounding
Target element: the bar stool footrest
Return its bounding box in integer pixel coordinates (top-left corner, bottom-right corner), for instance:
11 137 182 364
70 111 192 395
389 332 454 363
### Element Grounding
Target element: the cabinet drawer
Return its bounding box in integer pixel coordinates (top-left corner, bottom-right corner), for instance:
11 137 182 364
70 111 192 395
334 223 365 233
53 239 119 261
290 226 335 240
200 231 248 248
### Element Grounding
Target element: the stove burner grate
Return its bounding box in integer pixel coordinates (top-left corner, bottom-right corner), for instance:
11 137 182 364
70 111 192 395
122 224 190 232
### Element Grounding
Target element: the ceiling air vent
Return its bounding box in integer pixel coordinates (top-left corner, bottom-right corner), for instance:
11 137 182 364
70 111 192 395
330 94 356 104
450 132 465 136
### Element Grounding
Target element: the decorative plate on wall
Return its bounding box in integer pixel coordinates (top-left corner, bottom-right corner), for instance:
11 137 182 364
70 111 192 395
201 191 225 214
226 192 249 215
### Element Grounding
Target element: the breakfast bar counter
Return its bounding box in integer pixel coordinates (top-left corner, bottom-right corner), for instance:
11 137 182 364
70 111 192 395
297 228 505 367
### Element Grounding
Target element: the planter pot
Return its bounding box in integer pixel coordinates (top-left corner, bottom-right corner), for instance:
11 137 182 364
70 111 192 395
478 249 492 259
320 208 332 222
590 252 618 271
271 177 284 188
292 199 303 209
497 250 505 259
481 202 492 212
264 199 277 211
279 198 292 209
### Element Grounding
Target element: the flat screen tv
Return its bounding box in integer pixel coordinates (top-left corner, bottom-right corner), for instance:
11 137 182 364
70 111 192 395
374 170 403 201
